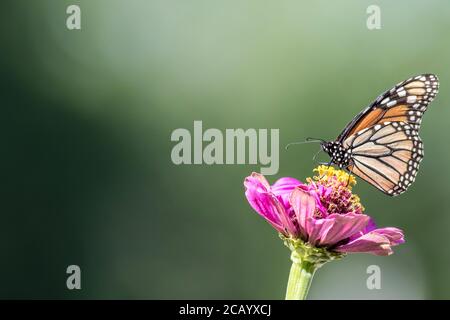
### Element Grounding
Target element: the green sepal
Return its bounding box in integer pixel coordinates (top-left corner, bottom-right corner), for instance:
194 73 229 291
280 234 346 268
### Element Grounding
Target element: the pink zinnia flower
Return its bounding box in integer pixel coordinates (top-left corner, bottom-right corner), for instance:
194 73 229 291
244 166 405 300
244 166 404 256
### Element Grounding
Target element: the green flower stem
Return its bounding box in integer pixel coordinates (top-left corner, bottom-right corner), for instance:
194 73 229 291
281 235 346 300
285 260 317 300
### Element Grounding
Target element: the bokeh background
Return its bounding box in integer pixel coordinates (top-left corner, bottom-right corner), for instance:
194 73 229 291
1 0 449 299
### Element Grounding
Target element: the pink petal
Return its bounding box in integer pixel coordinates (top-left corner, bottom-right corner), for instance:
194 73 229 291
289 188 316 239
244 175 283 229
272 177 302 209
318 213 370 246
364 218 377 233
372 227 405 245
244 173 301 236
270 194 298 237
335 232 395 256
305 213 369 246
305 185 328 217
306 218 336 246
272 177 302 193
247 172 271 189
348 217 377 241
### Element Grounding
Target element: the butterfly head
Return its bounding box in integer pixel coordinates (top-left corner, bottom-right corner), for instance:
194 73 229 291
321 141 351 168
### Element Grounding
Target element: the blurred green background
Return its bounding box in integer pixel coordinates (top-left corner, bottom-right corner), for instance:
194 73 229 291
1 0 449 299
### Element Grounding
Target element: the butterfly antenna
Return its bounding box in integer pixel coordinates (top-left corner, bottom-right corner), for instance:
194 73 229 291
312 148 323 163
285 137 325 150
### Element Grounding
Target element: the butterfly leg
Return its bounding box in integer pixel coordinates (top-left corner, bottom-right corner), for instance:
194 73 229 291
317 161 333 179
345 166 353 187
346 173 351 187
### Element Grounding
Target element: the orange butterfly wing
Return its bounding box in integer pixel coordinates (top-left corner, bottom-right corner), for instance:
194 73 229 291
338 74 439 140
335 74 439 196
344 122 423 196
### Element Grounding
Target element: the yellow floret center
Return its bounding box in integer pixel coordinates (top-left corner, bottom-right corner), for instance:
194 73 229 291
312 165 357 189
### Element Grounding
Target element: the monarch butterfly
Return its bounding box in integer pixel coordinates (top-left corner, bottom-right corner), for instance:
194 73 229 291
314 74 439 196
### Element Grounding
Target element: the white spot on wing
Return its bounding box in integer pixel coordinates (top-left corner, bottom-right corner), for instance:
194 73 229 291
407 96 417 103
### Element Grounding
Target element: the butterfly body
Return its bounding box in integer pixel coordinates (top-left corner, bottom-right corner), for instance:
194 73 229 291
322 141 352 168
320 74 439 196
